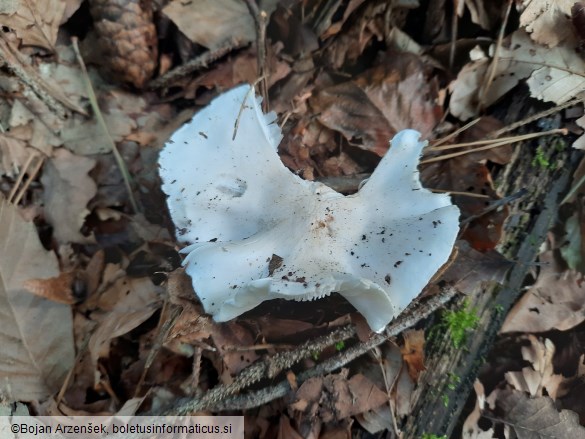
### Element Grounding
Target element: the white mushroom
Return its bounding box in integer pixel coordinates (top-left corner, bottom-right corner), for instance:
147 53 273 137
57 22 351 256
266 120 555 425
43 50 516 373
159 84 460 332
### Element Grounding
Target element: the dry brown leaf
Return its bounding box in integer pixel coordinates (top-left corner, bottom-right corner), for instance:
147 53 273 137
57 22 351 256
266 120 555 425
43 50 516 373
519 0 574 47
0 196 75 401
0 0 66 50
210 321 260 379
23 270 78 304
162 0 278 50
277 415 303 439
400 329 425 381
41 148 97 244
462 380 496 439
394 361 415 417
496 390 585 438
0 134 30 178
291 371 387 422
450 30 585 120
60 89 145 155
505 335 564 399
37 52 88 112
438 240 513 294
424 119 512 240
312 53 442 156
502 251 585 332
88 276 163 375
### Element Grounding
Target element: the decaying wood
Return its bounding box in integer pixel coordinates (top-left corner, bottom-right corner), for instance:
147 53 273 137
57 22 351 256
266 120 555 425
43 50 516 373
401 97 582 438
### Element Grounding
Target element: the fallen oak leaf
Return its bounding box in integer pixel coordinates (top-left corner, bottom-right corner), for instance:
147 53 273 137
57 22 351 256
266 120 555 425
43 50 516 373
23 270 85 305
0 0 66 51
494 389 585 438
41 148 97 244
312 53 443 156
0 196 75 401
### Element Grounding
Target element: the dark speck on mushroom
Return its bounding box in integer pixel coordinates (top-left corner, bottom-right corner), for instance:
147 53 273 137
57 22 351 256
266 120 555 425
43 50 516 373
362 234 367 240
384 274 391 284
394 260 403 267
199 131 208 139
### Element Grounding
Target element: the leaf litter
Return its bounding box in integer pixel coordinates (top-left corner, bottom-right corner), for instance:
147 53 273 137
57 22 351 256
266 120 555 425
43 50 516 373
1 0 585 436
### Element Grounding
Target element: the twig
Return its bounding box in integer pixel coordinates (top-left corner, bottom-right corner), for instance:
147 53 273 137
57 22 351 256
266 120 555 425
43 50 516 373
204 287 459 411
160 325 356 415
460 188 528 227
71 37 139 213
0 34 85 118
134 300 180 397
148 39 248 89
244 0 269 111
430 118 480 148
161 287 458 414
421 128 567 164
7 152 44 205
490 98 582 138
477 0 513 113
427 128 567 151
449 4 460 71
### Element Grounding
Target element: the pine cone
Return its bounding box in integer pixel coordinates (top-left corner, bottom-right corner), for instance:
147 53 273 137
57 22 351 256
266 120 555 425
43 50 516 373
89 0 157 88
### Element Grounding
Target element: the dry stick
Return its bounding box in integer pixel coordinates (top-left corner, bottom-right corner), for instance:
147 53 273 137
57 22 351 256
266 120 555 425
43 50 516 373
7 153 35 204
244 0 269 111
421 128 567 164
71 37 139 213
10 155 44 205
0 35 85 118
449 5 459 71
490 97 582 138
431 188 489 199
134 300 181 397
148 39 248 89
161 324 357 415
427 128 567 151
204 287 459 412
430 118 480 148
477 0 513 113
460 188 528 227
56 334 91 406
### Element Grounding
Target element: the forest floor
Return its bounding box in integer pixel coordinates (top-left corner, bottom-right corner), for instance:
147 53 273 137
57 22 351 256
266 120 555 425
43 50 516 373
1 1 585 438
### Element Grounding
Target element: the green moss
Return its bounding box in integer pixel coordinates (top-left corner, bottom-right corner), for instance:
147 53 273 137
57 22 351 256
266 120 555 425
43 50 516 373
442 300 480 348
447 372 461 390
422 433 447 439
335 341 345 351
532 146 551 169
441 394 450 407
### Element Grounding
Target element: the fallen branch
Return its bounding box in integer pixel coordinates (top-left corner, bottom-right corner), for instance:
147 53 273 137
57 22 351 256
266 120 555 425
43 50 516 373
159 287 458 415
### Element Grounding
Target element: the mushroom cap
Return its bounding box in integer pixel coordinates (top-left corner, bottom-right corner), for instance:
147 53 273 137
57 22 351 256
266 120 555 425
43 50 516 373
159 84 460 332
